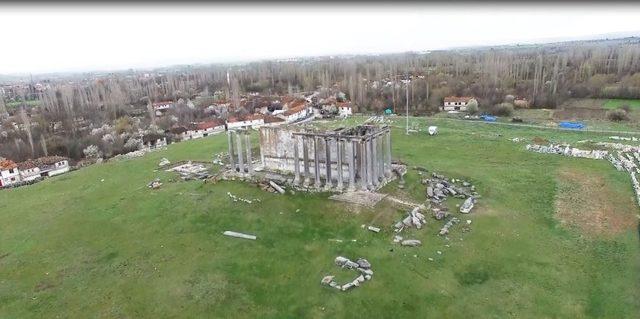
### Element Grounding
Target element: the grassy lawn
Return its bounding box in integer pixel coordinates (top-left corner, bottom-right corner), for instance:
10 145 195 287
6 100 40 108
604 99 640 109
1 116 639 318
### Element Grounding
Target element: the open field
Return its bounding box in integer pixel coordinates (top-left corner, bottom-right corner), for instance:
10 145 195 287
604 99 640 109
1 116 639 318
6 100 40 108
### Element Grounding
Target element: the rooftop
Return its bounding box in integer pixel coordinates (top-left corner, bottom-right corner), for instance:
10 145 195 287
0 158 17 170
444 96 474 103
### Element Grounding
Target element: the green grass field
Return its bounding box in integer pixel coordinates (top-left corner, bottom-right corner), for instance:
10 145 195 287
5 100 40 108
1 116 639 318
604 99 640 109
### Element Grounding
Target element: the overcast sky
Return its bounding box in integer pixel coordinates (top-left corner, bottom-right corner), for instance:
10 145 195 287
1 3 639 75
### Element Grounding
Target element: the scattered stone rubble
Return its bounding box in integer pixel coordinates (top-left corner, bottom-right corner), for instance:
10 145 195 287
166 162 211 180
366 225 381 233
110 146 166 162
227 192 260 204
401 239 422 247
393 206 427 232
389 171 479 246
158 158 171 167
438 217 460 236
222 231 257 240
526 144 609 159
268 181 286 194
212 152 226 166
424 173 476 202
607 150 640 206
257 180 288 194
147 178 162 189
459 197 476 214
321 256 374 292
609 136 639 141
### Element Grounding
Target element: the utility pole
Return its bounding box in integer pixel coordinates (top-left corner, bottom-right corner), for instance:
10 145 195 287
405 76 409 135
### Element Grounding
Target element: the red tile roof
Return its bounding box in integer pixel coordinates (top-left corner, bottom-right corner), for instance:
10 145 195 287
0 158 17 170
18 159 37 170
283 100 307 116
263 115 285 124
34 156 68 167
196 119 225 130
228 114 265 123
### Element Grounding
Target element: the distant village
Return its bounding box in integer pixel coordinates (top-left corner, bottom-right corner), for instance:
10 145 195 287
0 84 361 188
0 75 502 189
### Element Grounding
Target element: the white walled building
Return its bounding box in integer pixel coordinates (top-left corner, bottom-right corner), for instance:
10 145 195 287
18 160 41 182
0 159 21 187
227 115 265 129
442 96 474 111
35 156 70 177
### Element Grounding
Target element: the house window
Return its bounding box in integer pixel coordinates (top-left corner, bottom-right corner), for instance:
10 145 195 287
9 169 14 174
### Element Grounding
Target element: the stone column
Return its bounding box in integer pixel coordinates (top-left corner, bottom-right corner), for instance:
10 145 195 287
348 139 356 191
293 135 300 185
245 131 253 175
227 131 235 171
377 135 384 182
372 136 379 187
336 138 344 190
359 140 368 190
302 136 311 186
366 138 374 190
324 137 332 190
385 129 392 178
313 136 321 188
235 131 245 173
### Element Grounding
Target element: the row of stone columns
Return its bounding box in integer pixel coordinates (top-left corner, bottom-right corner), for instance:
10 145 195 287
292 127 392 191
227 129 253 174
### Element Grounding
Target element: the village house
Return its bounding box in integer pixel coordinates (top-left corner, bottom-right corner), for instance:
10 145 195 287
18 160 41 182
0 158 21 187
442 96 474 111
279 99 312 123
337 101 353 117
152 101 174 116
168 126 189 140
178 119 226 140
227 114 265 129
34 156 70 177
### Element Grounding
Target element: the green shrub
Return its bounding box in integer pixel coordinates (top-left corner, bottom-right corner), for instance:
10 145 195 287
619 104 631 113
607 109 630 122
490 102 514 116
467 99 479 114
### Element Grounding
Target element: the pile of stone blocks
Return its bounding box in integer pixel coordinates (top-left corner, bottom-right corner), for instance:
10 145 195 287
321 256 374 292
393 206 427 232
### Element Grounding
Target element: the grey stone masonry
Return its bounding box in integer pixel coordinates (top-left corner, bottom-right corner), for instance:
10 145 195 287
255 124 395 192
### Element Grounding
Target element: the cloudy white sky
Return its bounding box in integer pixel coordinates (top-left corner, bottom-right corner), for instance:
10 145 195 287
1 3 639 74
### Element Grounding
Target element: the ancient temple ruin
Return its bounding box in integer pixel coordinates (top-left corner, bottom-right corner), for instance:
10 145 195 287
226 124 395 192
226 128 254 175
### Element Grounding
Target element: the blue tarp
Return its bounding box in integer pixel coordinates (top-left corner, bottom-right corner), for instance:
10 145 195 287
480 115 497 122
559 121 585 129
